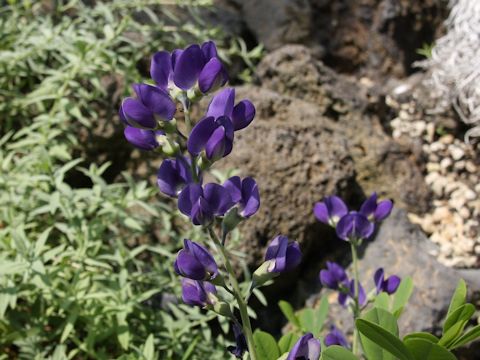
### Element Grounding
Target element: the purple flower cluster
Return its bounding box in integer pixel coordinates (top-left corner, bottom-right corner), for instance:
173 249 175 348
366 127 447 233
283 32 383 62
314 192 393 243
287 333 321 360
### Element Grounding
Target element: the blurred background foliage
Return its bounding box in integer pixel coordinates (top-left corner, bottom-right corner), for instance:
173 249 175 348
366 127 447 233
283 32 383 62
0 0 262 358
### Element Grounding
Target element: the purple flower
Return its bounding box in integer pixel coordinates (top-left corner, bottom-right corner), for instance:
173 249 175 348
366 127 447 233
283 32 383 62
338 279 367 307
227 323 248 359
187 116 234 161
120 83 176 129
223 176 260 218
314 196 348 227
157 157 198 197
287 333 321 360
336 212 374 242
359 192 393 222
181 278 217 307
319 262 348 290
265 235 302 273
374 268 401 295
150 41 228 92
124 126 164 151
178 183 234 225
174 239 218 280
324 325 349 348
206 88 256 131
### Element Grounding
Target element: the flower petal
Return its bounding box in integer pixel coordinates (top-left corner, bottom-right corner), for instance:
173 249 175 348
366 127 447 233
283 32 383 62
359 192 378 217
326 196 349 221
201 40 218 60
265 235 288 272
121 97 156 129
187 117 217 155
240 177 260 217
187 239 218 279
206 88 235 119
373 268 385 294
175 249 206 280
285 241 302 271
223 176 242 203
134 83 176 121
205 126 227 160
157 157 193 197
203 183 234 215
385 275 401 294
178 184 203 216
232 100 255 131
124 126 161 151
374 199 393 221
198 57 228 94
173 44 205 90
313 202 329 224
150 51 172 89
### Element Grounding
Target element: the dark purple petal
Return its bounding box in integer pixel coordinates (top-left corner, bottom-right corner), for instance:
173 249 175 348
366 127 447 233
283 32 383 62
240 177 260 217
124 126 161 151
133 83 176 121
320 262 348 289
338 292 348 307
187 117 216 155
186 239 218 279
205 126 227 160
201 40 218 60
265 235 288 272
178 184 203 217
336 212 374 241
121 97 156 129
119 106 128 125
326 196 349 222
203 183 234 215
171 49 183 70
359 192 378 217
150 51 172 89
173 44 205 90
374 268 385 294
232 100 255 131
324 326 349 348
198 57 228 94
175 250 206 280
313 202 329 224
374 200 393 221
181 279 216 307
157 157 193 197
190 197 213 226
223 176 242 203
349 280 367 306
285 242 302 271
385 275 401 295
206 88 235 119
215 116 234 156
227 323 248 359
287 333 321 360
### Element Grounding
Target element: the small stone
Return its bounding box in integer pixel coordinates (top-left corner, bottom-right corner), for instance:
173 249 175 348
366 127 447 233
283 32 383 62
454 160 465 170
432 206 451 222
440 158 452 170
427 162 441 172
425 172 439 185
464 189 477 200
440 134 454 145
430 142 445 152
449 145 465 160
465 161 477 173
399 110 410 120
459 207 470 219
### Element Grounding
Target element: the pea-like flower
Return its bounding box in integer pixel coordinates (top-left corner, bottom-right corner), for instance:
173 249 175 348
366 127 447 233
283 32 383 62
336 211 374 242
324 325 349 348
150 41 228 93
360 192 393 222
287 333 321 360
124 126 164 151
374 268 401 295
206 88 255 131
319 261 348 290
187 115 234 161
227 323 248 359
338 279 367 307
313 195 348 227
264 235 302 273
157 156 198 197
174 239 218 280
223 176 260 218
181 278 217 307
178 183 234 225
120 83 176 129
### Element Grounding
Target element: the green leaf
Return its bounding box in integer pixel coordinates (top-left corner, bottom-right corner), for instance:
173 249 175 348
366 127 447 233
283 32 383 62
359 308 400 360
392 277 414 318
278 333 299 354
314 296 329 336
403 332 439 344
278 300 300 328
447 279 467 317
142 334 155 360
450 324 480 349
356 319 413 360
374 292 390 310
443 303 475 334
299 308 316 333
321 345 359 360
439 319 472 349
404 338 456 360
254 330 280 360
60 307 79 343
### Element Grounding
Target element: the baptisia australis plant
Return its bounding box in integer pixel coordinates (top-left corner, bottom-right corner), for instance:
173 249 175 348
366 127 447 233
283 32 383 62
119 41 302 359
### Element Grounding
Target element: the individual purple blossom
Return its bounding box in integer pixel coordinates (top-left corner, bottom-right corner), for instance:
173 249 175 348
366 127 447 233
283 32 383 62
338 279 367 307
265 235 302 273
187 116 234 161
150 41 228 93
223 176 260 218
324 325 349 348
359 192 393 222
181 278 217 307
157 157 198 197
336 212 374 242
178 183 234 225
174 239 218 280
319 262 348 290
124 126 164 151
227 323 248 359
313 196 348 227
206 88 256 131
287 333 321 360
374 268 401 295
120 83 176 129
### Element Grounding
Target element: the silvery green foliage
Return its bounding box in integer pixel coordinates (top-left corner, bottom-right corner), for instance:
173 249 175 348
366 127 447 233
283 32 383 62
420 0 480 142
0 1 257 358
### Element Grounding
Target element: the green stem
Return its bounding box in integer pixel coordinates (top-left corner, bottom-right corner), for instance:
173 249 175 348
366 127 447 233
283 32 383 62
351 242 360 356
208 227 258 360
